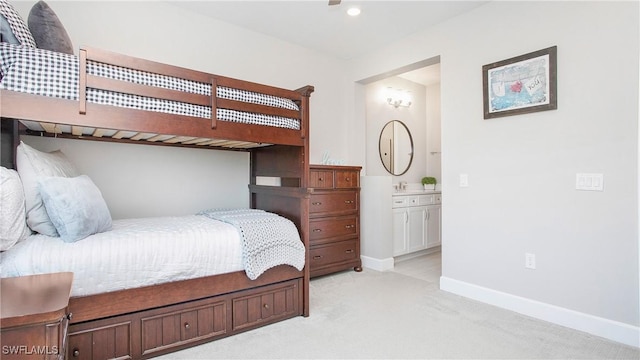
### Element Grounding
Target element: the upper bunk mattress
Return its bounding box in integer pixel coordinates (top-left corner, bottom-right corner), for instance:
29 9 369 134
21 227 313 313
0 43 300 129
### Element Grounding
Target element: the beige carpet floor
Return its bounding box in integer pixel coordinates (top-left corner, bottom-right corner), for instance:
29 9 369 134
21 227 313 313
157 254 639 359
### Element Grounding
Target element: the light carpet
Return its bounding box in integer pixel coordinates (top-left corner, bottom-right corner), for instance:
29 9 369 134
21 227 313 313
156 268 639 359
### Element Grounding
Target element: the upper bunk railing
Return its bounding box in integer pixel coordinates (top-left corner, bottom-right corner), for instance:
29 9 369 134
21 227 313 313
0 45 313 149
78 46 313 146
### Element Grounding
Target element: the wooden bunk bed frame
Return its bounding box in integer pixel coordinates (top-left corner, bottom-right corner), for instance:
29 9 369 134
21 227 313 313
0 46 314 359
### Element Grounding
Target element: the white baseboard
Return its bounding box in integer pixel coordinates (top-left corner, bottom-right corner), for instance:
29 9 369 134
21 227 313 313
361 255 394 272
440 276 640 348
394 246 441 263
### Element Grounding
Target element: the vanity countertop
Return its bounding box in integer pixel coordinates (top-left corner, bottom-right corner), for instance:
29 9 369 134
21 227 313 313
393 190 441 196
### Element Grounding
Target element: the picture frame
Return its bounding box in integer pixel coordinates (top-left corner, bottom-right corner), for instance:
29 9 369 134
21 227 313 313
483 46 557 119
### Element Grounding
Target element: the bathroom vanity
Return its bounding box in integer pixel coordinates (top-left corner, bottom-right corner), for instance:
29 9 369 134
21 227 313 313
392 191 441 256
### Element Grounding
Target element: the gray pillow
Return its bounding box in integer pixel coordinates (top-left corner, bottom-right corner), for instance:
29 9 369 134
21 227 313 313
28 0 73 54
38 175 112 242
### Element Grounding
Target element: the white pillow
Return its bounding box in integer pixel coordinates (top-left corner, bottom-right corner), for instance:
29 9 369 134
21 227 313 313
16 141 78 236
39 175 112 242
0 167 30 250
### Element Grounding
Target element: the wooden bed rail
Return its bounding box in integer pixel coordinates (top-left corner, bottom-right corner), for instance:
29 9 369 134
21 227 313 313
68 266 303 324
79 46 310 110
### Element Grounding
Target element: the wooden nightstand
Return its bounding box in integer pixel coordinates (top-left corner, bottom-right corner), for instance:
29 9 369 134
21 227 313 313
1 272 73 360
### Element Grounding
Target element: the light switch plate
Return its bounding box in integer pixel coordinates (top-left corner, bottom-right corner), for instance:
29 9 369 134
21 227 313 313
576 173 604 191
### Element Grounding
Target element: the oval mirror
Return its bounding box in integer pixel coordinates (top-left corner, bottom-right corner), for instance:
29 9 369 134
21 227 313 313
378 120 413 176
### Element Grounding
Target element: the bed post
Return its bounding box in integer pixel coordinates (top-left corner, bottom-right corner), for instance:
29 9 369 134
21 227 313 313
249 142 311 317
296 85 314 189
0 119 19 169
296 85 313 317
249 85 314 317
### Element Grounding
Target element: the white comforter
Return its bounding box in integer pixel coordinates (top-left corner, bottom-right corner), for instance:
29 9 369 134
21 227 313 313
0 215 244 297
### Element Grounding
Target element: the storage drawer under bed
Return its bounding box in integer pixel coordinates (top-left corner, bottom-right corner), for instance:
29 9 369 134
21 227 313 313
232 280 300 331
67 278 302 359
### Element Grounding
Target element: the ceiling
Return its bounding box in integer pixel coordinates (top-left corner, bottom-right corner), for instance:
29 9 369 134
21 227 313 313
398 63 441 87
166 1 488 61
165 1 488 86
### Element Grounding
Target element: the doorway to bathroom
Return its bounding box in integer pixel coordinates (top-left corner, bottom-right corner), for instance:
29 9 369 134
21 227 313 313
359 56 443 281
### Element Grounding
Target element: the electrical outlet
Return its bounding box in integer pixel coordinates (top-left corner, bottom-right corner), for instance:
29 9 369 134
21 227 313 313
525 253 536 269
459 173 469 187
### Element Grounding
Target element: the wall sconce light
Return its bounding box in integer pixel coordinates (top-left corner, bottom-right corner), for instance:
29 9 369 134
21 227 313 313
386 87 412 108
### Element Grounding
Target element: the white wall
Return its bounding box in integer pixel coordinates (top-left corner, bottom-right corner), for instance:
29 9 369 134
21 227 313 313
360 175 393 270
349 0 639 345
21 136 248 219
12 1 351 216
426 83 441 184
364 76 427 183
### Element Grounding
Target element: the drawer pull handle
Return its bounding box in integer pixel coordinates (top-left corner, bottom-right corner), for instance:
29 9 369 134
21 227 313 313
345 177 351 181
313 255 323 260
344 224 355 229
345 249 354 253
312 202 322 206
263 303 269 309
184 322 190 329
313 228 322 232
344 200 354 204
318 178 323 181
72 349 80 358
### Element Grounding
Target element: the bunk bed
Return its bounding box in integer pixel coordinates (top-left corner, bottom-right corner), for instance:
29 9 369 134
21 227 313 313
0 41 314 359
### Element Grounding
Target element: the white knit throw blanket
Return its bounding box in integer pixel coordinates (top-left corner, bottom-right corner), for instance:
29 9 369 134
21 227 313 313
198 209 305 280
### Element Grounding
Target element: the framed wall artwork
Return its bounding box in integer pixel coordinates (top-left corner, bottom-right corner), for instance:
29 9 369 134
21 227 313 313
483 46 557 119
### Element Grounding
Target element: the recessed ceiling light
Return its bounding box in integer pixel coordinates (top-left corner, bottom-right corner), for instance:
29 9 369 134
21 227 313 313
347 7 361 16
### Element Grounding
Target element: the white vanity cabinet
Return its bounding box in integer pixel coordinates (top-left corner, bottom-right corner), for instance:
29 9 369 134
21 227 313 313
392 193 441 256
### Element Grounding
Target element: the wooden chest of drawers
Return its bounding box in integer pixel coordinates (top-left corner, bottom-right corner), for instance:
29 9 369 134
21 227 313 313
309 165 362 277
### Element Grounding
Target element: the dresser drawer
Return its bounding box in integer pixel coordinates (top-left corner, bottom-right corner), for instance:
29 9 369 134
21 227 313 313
310 240 358 268
310 215 358 243
310 192 358 214
309 170 334 189
335 170 359 188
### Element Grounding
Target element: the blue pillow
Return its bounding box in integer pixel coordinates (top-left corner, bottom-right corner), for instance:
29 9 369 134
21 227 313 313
1 14 19 44
38 175 112 242
0 0 36 47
